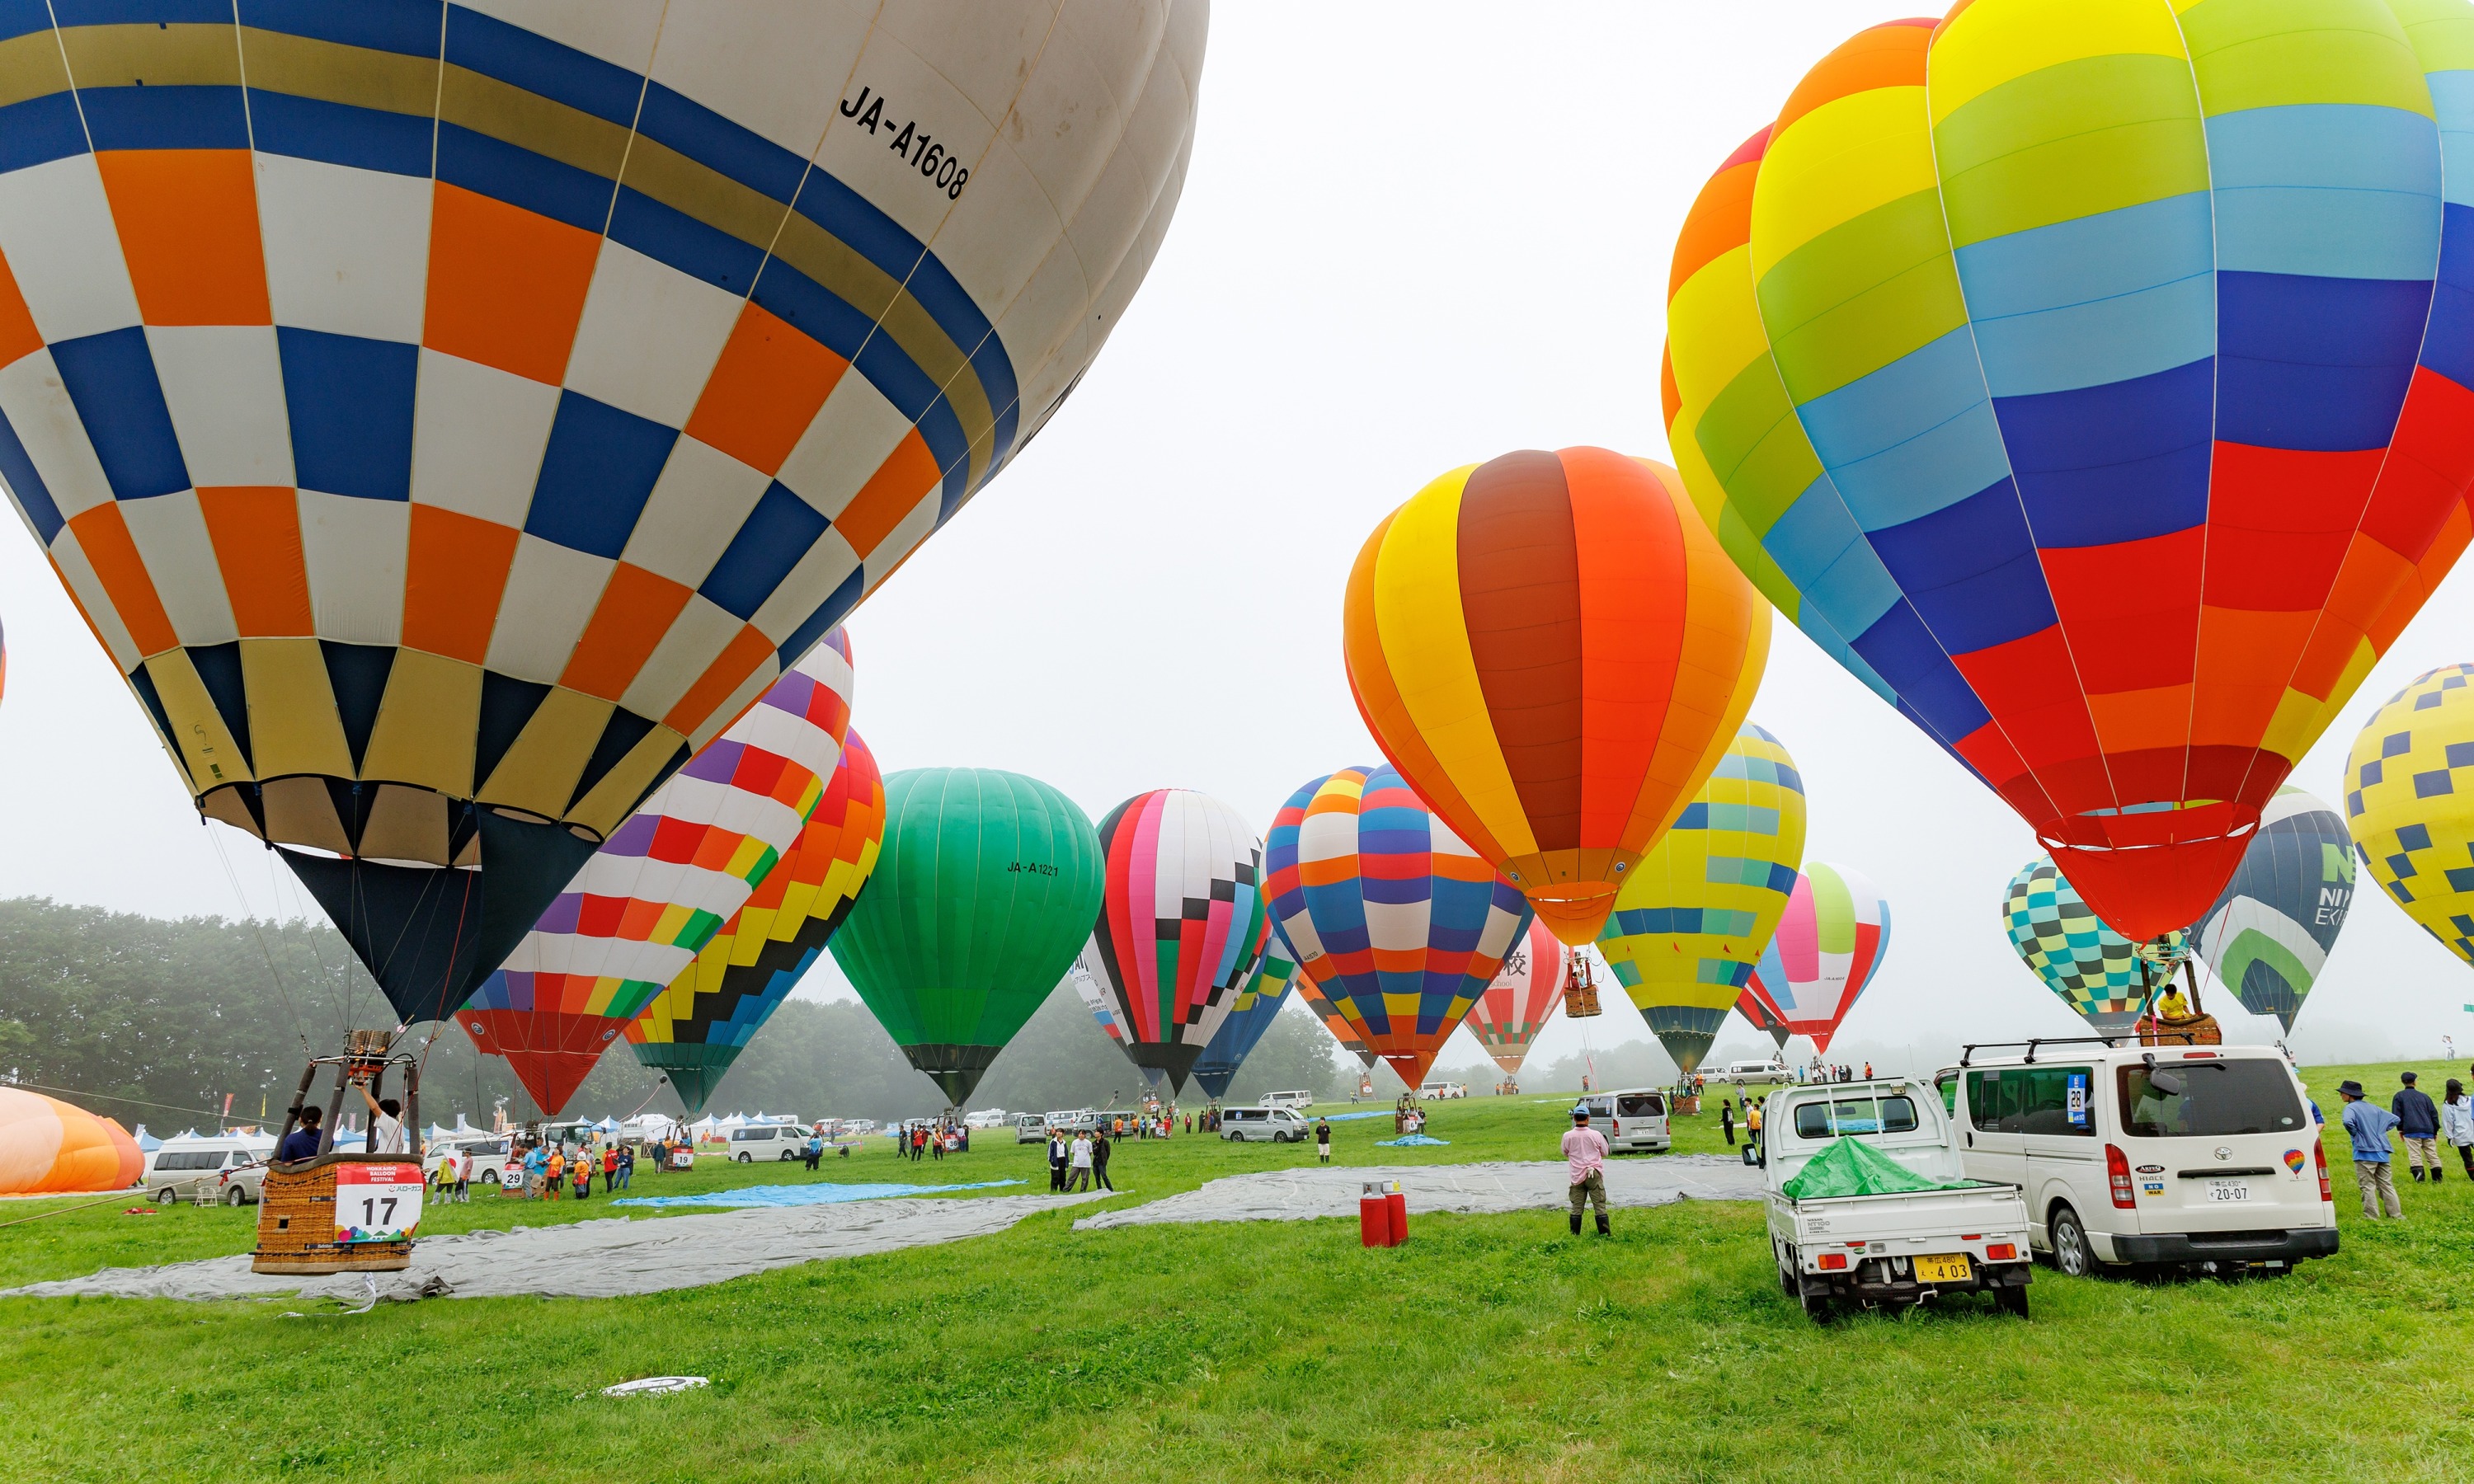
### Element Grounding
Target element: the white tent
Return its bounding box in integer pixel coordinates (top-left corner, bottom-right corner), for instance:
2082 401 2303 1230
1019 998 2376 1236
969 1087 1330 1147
133 1124 161 1152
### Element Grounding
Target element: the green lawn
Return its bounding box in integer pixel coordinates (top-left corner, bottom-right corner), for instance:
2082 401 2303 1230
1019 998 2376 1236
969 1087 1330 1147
2 1063 2467 1482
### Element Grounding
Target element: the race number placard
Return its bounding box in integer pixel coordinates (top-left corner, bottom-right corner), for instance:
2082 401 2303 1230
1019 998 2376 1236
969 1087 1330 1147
334 1162 425 1243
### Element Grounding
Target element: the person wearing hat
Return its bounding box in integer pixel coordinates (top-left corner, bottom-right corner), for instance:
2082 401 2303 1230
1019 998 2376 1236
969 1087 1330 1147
2338 1079 2403 1219
2441 1078 2474 1180
1563 1106 1611 1237
2393 1072 2443 1182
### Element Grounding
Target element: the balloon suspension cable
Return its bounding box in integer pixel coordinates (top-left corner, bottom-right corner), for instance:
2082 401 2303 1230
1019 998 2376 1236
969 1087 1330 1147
0 1078 272 1124
407 867 477 1070
204 818 314 1059
621 1076 673 1125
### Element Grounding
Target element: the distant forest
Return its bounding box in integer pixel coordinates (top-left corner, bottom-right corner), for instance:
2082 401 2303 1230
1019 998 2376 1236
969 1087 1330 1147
0 897 1381 1131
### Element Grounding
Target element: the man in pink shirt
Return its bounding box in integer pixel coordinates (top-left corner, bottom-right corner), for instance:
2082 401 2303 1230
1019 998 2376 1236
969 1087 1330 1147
1563 1106 1611 1237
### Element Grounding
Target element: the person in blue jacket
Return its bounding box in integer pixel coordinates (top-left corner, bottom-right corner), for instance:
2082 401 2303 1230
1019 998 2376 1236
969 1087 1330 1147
2339 1079 2402 1219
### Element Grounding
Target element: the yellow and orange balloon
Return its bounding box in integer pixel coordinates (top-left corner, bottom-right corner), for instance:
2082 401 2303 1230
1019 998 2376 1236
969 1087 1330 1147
1343 448 1768 945
0 1088 141 1195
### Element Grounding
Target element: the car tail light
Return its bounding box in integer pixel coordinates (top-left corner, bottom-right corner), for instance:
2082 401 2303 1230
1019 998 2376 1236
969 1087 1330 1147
1987 1242 2017 1261
2107 1144 2136 1209
2314 1139 2332 1204
1817 1252 1848 1270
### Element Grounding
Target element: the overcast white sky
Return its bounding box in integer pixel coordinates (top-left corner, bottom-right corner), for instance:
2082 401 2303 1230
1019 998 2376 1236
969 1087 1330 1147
4 2 2468 1075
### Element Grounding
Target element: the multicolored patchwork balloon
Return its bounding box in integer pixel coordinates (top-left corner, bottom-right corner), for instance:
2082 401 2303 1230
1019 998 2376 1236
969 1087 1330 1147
1192 928 1300 1101
1463 916 1565 1078
627 729 887 1113
2347 665 2474 971
1080 789 1268 1092
461 633 853 1114
2188 787 2353 1033
1663 7 2474 942
1295 975 1380 1072
1598 725 1807 1074
1265 765 1533 1090
1748 864 1888 1055
0 4 1205 1026
1342 448 1768 946
2003 855 2167 1036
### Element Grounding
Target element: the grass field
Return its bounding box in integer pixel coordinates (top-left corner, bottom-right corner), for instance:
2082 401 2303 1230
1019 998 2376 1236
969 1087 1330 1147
3 1060 2468 1482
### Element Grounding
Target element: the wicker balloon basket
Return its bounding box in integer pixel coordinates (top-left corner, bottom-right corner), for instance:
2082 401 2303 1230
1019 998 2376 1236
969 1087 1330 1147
253 1157 416 1275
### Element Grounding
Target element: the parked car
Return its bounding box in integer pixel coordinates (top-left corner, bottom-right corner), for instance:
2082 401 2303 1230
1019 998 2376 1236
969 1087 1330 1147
1945 1043 2336 1277
1015 1114 1051 1145
1766 1077 2033 1321
725 1124 808 1162
1261 1090 1315 1111
1221 1106 1311 1144
1712 1059 1790 1085
962 1109 1010 1129
431 1135 518 1186
146 1134 275 1206
1045 1108 1099 1132
1572 1090 1672 1153
1418 1081 1468 1100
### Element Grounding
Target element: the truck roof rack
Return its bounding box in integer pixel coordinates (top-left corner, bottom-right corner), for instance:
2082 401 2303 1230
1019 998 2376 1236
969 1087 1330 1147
1958 1034 2137 1068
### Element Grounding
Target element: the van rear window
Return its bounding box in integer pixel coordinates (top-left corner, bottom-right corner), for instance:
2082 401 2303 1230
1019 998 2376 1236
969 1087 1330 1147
1616 1094 1663 1118
2117 1060 2304 1138
1792 1097 1917 1139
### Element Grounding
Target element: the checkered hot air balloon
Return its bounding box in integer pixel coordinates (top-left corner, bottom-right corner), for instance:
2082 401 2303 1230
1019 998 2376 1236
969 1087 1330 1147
1265 766 1533 1091
1663 6 2474 944
0 2 1205 1027
2003 855 2179 1036
459 632 852 1115
2348 665 2474 974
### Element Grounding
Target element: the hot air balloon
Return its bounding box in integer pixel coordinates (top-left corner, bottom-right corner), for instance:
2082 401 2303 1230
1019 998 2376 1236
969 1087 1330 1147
1265 765 1532 1090
2003 855 2186 1036
1735 984 1790 1052
1342 448 1768 946
1597 725 1807 1074
1748 865 1888 1055
1192 933 1300 1101
0 1087 141 1195
1663 7 2474 945
830 768 1103 1106
1078 789 1267 1092
2347 664 2474 970
0 3 1204 1028
628 729 886 1113
1463 916 1565 1078
1065 963 1168 1092
1293 973 1380 1072
461 632 854 1114
2187 787 2353 1033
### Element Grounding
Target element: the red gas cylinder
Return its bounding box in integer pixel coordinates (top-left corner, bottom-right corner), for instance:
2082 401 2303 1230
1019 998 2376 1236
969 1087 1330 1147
1385 1184 1408 1244
1360 1184 1393 1247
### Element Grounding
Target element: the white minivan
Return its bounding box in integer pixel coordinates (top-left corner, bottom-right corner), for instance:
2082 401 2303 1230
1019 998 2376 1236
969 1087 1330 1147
1221 1106 1311 1144
726 1124 809 1162
1573 1090 1672 1153
1945 1043 2337 1277
146 1134 275 1205
1262 1090 1315 1110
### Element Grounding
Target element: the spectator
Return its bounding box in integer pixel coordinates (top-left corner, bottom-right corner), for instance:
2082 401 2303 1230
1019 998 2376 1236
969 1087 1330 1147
1315 1116 1332 1164
1092 1130 1114 1191
2394 1072 2442 1182
1563 1106 1611 1237
615 1144 634 1190
571 1153 592 1200
2443 1079 2474 1180
451 1148 473 1204
1746 1097 1764 1162
601 1144 618 1193
1720 1100 1735 1148
1068 1132 1094 1192
2339 1079 2403 1219
546 1147 566 1200
1048 1129 1067 1192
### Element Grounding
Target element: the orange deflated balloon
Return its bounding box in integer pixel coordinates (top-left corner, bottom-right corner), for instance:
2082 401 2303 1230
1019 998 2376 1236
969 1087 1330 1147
1343 448 1768 946
0 1087 142 1195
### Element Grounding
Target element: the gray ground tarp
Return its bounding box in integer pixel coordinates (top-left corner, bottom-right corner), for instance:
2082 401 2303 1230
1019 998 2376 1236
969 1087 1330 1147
1071 1156 1764 1230
2 1191 1106 1304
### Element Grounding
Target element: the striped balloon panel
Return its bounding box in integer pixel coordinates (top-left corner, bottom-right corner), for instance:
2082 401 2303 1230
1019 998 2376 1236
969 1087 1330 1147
1290 970 1378 1069
1747 862 1889 1054
1263 765 1534 1088
2345 662 2474 965
1663 2 2474 941
631 726 886 1054
0 1 1201 863
1734 983 1790 1050
1192 929 1300 1100
1462 916 1565 1075
2002 854 2164 1033
1342 448 1769 944
1599 725 1808 1022
2188 785 2353 1030
1084 789 1267 1057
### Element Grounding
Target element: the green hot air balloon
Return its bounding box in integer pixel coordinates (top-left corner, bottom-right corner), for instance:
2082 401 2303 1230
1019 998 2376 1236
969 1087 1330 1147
831 769 1103 1105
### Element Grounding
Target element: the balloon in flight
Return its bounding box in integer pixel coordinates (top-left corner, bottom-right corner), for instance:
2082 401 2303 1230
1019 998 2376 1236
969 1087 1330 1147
461 634 853 1114
2186 787 2352 1033
1462 917 1565 1078
830 768 1104 1106
1748 864 1888 1055
1192 928 1300 1101
1597 725 1807 1074
1265 765 1532 1090
2346 665 2474 974
628 729 887 1113
1663 7 2474 942
1342 448 1768 946
2003 855 2175 1036
0 3 1203 1025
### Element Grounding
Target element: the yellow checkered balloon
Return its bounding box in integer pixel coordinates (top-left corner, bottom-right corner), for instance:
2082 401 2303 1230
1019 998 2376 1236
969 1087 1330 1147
2346 665 2474 964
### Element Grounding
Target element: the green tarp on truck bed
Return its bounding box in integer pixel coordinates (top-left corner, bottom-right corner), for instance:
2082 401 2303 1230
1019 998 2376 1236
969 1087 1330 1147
1780 1136 1974 1200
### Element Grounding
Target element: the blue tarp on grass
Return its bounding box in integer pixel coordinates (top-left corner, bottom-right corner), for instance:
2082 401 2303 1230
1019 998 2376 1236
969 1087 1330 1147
611 1179 1026 1209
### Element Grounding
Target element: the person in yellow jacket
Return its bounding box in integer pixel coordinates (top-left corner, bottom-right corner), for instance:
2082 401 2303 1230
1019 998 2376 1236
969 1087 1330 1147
1747 1097 1765 1162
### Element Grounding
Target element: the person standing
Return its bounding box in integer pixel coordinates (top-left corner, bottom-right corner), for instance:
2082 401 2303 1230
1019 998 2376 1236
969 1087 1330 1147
616 1144 633 1190
601 1144 618 1194
1746 1097 1764 1162
2339 1079 2403 1219
571 1154 592 1200
2443 1079 2474 1179
1564 1106 1611 1237
1315 1116 1332 1164
1092 1130 1113 1191
1068 1132 1094 1192
1720 1099 1735 1148
805 1130 822 1172
454 1149 473 1204
2394 1072 2443 1182
1048 1129 1067 1192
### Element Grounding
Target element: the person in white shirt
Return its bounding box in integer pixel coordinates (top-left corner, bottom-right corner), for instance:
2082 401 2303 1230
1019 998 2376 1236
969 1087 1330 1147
355 1082 407 1154
1068 1133 1094 1192
2443 1078 2474 1181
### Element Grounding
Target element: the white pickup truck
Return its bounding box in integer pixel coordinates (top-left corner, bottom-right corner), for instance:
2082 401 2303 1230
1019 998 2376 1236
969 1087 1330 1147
1764 1077 2034 1321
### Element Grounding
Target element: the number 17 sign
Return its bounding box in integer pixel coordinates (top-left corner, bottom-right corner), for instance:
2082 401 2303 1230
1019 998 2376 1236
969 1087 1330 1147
335 1162 425 1243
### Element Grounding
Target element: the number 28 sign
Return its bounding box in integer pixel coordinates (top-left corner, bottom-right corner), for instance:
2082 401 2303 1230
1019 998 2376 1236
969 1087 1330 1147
335 1162 424 1243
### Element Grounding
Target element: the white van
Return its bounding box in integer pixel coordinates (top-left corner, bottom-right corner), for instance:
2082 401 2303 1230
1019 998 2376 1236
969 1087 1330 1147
1714 1059 1788 1084
1573 1090 1672 1153
432 1135 518 1186
725 1124 808 1162
1262 1090 1315 1110
1221 1106 1311 1144
1946 1043 2336 1277
1418 1081 1468 1100
146 1134 274 1205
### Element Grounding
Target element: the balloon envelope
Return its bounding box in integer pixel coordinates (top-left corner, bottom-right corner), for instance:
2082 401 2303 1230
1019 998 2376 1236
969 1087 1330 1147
1192 932 1300 1101
0 1088 141 1195
830 768 1104 1105
1343 448 1767 945
462 633 853 1114
2003 855 2179 1036
2189 787 2353 1033
1081 789 1268 1092
1749 865 1888 1055
1463 917 1565 1078
0 2 1203 1025
1663 9 2474 942
1735 983 1790 1051
628 728 887 1113
1598 725 1807 1074
2347 665 2474 975
1265 765 1532 1090
1294 974 1380 1072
